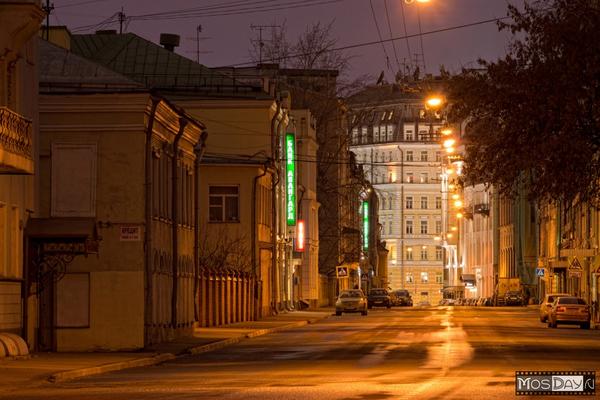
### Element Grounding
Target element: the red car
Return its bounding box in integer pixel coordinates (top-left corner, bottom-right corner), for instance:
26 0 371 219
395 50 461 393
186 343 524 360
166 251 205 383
547 296 591 329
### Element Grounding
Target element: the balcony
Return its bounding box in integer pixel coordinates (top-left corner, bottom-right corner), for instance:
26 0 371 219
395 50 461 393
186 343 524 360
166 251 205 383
0 106 33 174
473 203 490 216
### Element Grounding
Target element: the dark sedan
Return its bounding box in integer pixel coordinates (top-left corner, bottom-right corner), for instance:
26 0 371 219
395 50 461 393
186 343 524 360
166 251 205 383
367 288 391 309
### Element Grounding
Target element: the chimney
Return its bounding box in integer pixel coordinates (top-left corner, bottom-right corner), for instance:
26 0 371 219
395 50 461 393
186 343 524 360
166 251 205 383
160 33 180 52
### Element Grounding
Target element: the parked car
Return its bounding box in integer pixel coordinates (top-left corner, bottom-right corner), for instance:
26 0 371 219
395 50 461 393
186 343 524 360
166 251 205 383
547 296 590 329
335 290 368 316
390 289 413 307
539 293 570 322
504 290 524 306
367 288 391 309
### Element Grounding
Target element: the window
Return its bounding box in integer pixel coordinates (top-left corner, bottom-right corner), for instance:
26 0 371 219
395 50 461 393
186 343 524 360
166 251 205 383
388 151 393 162
363 153 367 163
387 125 394 141
406 196 413 209
436 273 443 284
420 220 428 234
421 272 429 283
435 196 442 209
209 186 239 222
420 173 428 183
374 151 379 163
373 125 380 142
436 246 443 261
435 220 442 234
435 151 442 162
406 151 413 161
388 219 392 234
361 126 368 143
406 272 413 283
420 151 428 162
388 197 393 210
381 197 386 210
418 130 428 141
420 196 428 209
405 130 414 141
406 172 414 183
352 128 358 144
406 249 413 261
420 247 428 260
406 220 413 234
382 221 386 235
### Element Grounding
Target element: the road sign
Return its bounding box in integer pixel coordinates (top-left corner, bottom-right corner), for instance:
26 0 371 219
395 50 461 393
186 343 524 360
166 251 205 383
569 257 583 270
535 268 545 277
336 266 348 278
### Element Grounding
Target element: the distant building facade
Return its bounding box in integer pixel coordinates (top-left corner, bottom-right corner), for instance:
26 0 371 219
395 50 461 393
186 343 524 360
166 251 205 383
348 86 444 305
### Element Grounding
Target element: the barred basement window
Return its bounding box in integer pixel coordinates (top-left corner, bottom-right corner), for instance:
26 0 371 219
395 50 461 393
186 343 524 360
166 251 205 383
209 186 239 222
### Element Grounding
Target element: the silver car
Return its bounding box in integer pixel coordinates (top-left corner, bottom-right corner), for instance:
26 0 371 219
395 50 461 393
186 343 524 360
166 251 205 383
539 293 570 322
335 290 368 316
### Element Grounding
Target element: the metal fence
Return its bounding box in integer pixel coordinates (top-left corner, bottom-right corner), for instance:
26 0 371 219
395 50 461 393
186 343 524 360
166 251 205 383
197 269 256 327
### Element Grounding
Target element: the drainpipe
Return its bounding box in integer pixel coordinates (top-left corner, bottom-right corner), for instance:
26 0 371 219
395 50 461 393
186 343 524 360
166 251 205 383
193 130 208 322
144 95 161 346
252 162 270 278
171 117 187 329
270 100 282 315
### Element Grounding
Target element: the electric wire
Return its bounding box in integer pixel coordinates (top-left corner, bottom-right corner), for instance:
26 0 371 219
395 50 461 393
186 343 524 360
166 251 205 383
221 15 512 68
369 0 392 72
399 0 413 72
383 0 401 71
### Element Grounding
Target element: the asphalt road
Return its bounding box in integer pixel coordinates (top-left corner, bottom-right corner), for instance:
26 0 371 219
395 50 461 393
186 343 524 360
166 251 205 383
5 306 600 400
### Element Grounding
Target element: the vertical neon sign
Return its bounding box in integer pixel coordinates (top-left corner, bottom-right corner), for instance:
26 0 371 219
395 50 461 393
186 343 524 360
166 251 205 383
363 201 369 250
286 133 296 226
296 220 305 251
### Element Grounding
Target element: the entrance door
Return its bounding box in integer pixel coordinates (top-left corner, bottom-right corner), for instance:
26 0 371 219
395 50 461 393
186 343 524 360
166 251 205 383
38 273 55 351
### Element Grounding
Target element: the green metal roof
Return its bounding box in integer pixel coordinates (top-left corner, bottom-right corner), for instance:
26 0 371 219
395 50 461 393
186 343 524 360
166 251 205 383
70 32 260 93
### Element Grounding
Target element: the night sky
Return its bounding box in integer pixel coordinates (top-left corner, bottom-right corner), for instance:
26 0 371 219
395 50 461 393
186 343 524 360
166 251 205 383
52 0 524 81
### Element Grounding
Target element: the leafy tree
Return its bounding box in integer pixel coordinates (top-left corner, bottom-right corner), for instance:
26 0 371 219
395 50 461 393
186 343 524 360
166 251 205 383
447 0 600 206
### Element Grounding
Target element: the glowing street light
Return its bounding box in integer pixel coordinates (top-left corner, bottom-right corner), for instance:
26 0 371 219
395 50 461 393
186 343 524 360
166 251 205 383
446 147 455 154
441 128 453 136
456 212 464 219
454 200 463 208
443 138 456 148
425 95 444 109
452 194 460 200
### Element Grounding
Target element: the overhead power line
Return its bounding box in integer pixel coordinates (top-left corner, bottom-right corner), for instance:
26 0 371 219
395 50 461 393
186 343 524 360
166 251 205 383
221 15 512 68
369 0 392 73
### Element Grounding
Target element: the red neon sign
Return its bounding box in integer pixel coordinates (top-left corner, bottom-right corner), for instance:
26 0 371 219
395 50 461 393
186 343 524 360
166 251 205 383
296 220 305 252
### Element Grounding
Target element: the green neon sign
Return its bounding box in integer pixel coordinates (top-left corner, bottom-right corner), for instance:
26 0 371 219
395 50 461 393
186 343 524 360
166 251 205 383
363 201 369 250
286 133 296 226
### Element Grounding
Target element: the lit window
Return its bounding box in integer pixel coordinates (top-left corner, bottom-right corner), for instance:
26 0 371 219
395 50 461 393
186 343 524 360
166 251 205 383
406 272 413 282
421 272 429 283
420 173 428 183
406 173 414 183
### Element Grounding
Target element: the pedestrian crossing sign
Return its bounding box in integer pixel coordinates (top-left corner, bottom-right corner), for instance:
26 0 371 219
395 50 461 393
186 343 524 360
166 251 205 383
569 257 583 270
535 268 545 277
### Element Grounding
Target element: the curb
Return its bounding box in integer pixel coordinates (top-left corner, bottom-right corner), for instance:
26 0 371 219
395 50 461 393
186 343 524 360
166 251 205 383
47 353 176 383
46 315 330 383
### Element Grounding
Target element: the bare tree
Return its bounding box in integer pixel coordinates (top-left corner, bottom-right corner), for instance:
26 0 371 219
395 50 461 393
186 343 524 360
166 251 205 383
198 226 253 272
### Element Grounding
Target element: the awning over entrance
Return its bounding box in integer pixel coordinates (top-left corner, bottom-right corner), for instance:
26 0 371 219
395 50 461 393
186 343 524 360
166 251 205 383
26 218 100 254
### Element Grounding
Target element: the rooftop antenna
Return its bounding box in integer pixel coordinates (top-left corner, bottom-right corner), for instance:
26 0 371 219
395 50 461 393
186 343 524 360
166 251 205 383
118 7 126 34
186 25 212 63
250 24 280 65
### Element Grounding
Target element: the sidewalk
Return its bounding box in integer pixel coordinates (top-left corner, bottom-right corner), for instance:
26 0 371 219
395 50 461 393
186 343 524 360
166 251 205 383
0 310 331 390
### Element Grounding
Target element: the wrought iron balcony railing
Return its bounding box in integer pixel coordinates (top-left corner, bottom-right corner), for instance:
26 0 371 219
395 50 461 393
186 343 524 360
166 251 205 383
0 106 33 173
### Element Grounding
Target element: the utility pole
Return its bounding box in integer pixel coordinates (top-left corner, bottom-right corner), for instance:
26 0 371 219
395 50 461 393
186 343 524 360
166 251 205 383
250 24 279 65
42 0 54 40
118 7 126 34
